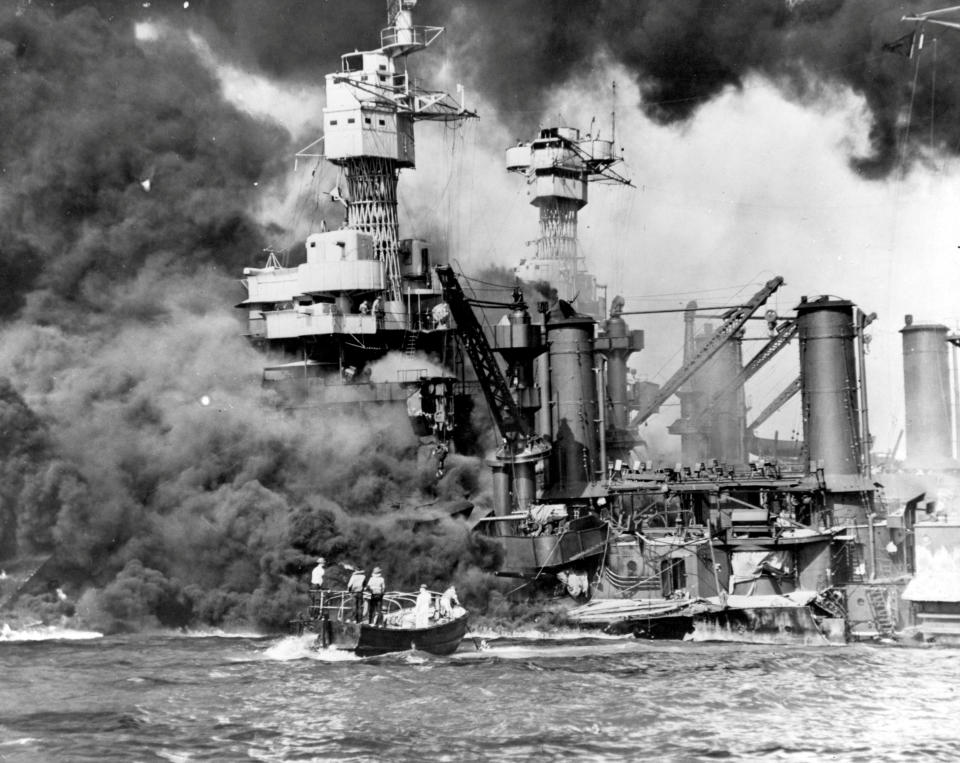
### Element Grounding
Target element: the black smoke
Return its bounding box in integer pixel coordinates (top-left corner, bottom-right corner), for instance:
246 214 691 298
0 4 287 318
0 4 510 634
75 0 960 179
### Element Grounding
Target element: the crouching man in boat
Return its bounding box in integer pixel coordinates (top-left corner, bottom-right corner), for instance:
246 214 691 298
366 566 386 625
438 585 460 619
347 567 366 623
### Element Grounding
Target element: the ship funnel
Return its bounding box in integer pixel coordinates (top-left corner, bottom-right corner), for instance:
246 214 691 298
900 316 954 469
796 296 865 488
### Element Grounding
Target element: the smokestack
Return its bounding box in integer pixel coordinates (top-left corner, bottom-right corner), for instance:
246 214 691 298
674 302 705 463
900 315 955 469
545 314 599 492
694 331 747 464
796 296 864 487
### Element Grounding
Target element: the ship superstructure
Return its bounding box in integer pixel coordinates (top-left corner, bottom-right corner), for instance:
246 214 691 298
506 125 630 320
239 1 475 420
436 263 925 642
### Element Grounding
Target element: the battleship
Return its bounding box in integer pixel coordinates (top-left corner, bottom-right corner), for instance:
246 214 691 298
235 1 960 646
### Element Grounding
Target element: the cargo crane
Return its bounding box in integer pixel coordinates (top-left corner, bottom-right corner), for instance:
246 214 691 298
435 265 550 514
436 267 529 447
438 265 610 571
694 319 799 426
631 277 786 427
747 376 801 432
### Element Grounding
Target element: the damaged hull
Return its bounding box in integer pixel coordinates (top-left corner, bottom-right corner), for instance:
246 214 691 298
689 607 845 645
570 593 847 645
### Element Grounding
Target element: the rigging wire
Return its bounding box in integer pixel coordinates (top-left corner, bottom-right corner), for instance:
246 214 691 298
897 39 925 178
931 36 938 155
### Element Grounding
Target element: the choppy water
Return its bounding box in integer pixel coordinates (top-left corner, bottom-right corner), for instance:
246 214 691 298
1 628 959 762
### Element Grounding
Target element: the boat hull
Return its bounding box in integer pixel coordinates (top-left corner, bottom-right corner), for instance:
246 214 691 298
316 614 470 656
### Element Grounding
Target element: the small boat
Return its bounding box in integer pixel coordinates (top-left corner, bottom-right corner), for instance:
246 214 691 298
292 589 469 657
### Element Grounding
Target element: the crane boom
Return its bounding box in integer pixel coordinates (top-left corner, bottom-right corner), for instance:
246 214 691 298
633 277 785 426
435 265 530 447
747 376 801 431
695 319 798 424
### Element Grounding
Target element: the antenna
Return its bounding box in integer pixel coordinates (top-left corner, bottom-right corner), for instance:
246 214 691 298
902 5 960 36
611 81 617 145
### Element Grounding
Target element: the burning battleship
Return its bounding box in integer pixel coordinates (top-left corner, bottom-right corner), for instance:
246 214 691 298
233 0 960 646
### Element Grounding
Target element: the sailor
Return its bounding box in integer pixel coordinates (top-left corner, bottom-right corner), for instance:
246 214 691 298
310 557 326 589
438 585 460 618
415 584 432 628
431 301 450 328
347 567 366 623
359 300 371 315
366 566 386 625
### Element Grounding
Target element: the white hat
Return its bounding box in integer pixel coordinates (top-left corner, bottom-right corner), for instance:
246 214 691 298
420 584 427 589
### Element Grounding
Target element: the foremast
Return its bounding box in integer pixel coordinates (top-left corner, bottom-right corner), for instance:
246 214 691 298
309 0 476 303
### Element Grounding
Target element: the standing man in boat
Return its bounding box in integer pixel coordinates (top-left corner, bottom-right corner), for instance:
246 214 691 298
366 566 386 625
310 557 326 589
307 557 327 622
415 584 432 628
347 567 366 623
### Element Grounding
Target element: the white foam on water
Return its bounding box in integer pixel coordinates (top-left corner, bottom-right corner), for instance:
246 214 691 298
261 634 359 662
155 749 194 763
0 622 103 642
178 627 265 639
0 737 41 747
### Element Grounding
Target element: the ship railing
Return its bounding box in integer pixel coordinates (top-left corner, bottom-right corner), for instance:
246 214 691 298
396 368 429 384
379 25 443 52
307 588 454 624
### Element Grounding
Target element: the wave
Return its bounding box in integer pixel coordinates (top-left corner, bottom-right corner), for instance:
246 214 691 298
0 622 103 642
261 634 360 662
176 627 267 639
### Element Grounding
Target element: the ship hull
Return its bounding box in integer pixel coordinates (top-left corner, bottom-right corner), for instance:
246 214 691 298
570 595 846 645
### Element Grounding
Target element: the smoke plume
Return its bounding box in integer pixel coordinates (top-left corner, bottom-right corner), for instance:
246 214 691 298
0 4 508 634
77 0 960 178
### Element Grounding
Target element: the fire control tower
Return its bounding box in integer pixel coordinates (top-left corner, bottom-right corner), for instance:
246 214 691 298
505 124 630 319
305 0 475 304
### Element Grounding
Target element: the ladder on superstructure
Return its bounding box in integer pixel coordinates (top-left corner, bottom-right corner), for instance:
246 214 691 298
403 330 419 357
865 586 897 637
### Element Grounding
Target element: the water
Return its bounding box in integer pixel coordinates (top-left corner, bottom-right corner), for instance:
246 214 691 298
1 628 959 762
